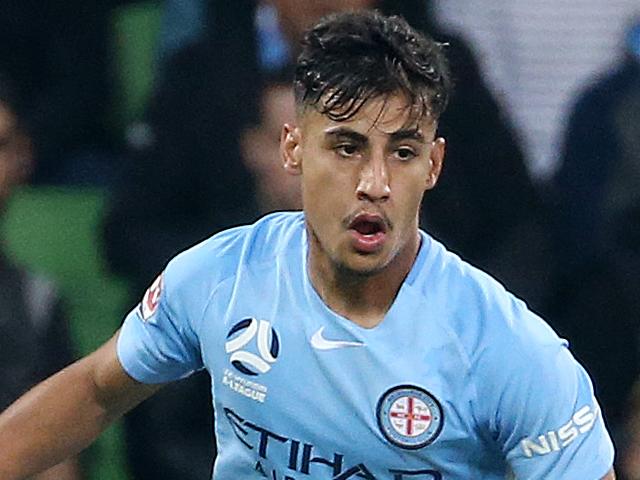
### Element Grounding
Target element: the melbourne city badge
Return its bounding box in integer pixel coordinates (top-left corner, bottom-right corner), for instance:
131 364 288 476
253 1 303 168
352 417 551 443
377 384 444 449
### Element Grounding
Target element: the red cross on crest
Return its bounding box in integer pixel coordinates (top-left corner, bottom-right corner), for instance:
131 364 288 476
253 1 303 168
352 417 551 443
389 395 433 437
377 385 444 449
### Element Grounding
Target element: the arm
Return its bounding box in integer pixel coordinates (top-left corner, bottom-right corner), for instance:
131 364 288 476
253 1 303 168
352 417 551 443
601 468 616 479
0 331 162 480
473 305 615 479
31 285 83 480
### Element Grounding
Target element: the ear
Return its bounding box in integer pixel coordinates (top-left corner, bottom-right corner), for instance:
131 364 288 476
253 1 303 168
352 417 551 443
425 137 445 191
281 123 303 176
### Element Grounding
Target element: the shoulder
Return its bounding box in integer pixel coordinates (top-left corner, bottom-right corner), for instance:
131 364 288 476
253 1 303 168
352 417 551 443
414 235 564 372
162 211 304 301
414 238 613 474
115 207 305 381
417 237 601 418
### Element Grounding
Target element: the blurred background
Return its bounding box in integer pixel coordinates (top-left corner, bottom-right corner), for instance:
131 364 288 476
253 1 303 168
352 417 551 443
0 0 639 478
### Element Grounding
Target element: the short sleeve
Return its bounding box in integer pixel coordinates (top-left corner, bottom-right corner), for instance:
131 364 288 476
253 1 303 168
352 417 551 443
117 266 204 384
477 339 614 479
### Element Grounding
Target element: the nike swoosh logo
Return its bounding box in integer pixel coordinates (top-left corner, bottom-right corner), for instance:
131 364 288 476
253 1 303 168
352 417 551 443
310 326 365 350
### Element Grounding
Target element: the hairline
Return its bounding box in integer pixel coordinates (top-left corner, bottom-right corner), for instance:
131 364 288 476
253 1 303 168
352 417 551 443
294 89 440 131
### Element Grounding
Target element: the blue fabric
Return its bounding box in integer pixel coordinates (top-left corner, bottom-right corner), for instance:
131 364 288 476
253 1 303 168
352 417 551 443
118 211 613 479
255 2 291 72
157 0 207 64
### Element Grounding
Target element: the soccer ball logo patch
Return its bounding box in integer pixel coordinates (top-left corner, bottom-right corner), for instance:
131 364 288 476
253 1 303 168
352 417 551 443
225 318 280 376
377 385 444 449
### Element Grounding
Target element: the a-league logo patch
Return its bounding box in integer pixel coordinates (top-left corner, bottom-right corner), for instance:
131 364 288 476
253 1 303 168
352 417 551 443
377 385 444 450
225 318 280 376
138 273 163 321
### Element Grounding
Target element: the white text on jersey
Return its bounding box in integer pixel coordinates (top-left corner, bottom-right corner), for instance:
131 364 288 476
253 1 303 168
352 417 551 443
520 404 598 457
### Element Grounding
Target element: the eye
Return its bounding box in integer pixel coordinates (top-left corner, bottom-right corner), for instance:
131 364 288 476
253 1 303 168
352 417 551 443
335 143 359 158
394 147 417 161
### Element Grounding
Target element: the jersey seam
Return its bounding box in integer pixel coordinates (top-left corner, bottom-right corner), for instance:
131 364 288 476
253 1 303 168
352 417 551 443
193 229 294 338
410 283 484 441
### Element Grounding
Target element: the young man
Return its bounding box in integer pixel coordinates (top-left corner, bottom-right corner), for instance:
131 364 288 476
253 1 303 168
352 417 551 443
0 11 615 479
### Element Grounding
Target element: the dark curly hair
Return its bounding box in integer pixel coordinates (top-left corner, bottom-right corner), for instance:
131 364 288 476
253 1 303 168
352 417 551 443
294 10 451 124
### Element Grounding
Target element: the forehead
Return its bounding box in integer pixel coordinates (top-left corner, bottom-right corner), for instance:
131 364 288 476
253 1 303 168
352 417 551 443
301 93 436 137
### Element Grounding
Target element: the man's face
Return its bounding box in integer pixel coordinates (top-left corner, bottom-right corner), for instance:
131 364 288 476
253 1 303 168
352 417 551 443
281 93 445 275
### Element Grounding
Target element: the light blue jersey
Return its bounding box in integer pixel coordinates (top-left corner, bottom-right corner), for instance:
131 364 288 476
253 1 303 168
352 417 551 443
118 212 614 479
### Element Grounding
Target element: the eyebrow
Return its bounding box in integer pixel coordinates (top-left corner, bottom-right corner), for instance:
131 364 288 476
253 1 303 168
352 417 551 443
323 126 426 144
389 128 426 143
324 127 368 144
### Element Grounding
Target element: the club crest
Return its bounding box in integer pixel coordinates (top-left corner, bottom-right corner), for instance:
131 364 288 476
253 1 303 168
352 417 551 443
377 385 444 450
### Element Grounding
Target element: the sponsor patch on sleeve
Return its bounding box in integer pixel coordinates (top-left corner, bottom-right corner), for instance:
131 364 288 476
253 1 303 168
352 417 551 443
138 273 164 321
519 404 599 458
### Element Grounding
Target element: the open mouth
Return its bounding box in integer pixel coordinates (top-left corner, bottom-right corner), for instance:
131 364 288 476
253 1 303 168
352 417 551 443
351 218 385 235
347 214 388 253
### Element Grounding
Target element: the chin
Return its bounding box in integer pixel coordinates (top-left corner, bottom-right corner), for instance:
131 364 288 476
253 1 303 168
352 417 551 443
336 252 392 277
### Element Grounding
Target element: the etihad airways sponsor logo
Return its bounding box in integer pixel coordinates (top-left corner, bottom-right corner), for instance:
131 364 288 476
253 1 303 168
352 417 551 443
223 407 443 479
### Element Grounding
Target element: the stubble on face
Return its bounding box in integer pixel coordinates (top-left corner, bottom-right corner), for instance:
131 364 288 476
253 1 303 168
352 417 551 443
282 91 444 325
298 94 439 280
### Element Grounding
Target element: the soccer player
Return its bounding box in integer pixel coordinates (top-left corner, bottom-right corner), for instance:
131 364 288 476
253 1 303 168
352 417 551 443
0 11 615 479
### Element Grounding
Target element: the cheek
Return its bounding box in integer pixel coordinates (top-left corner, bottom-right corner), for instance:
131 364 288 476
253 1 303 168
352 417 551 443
300 155 355 232
394 170 430 217
301 151 350 201
301 168 342 215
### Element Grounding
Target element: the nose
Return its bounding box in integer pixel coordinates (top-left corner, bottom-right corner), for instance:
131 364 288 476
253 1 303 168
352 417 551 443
356 154 390 202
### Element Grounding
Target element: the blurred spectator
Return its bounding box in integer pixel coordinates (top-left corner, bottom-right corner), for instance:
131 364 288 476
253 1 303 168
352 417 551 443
433 0 639 179
154 0 375 75
240 73 301 213
593 203 640 480
415 11 548 311
547 16 640 471
104 1 542 478
156 0 208 68
102 52 249 480
0 73 82 479
0 1 125 185
553 16 640 275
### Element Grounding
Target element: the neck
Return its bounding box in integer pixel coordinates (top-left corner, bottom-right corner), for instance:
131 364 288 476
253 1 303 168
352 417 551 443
308 231 421 329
